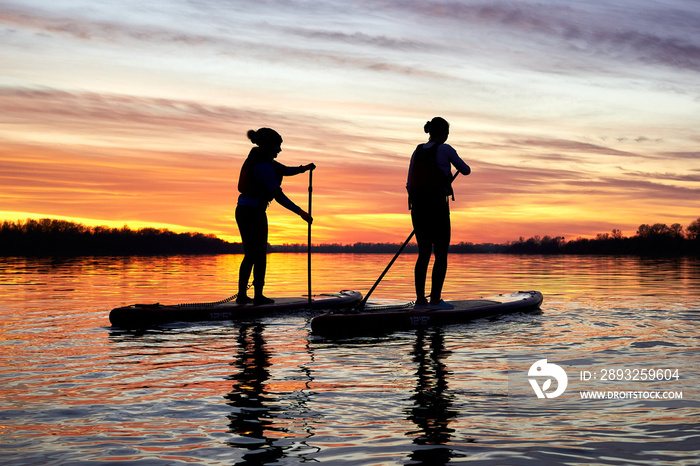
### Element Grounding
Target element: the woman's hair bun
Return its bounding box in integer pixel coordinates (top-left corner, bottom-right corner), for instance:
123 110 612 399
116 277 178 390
247 129 257 143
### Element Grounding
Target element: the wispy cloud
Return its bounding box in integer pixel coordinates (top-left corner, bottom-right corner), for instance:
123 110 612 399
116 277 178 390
6 1 700 75
660 151 700 161
382 1 700 72
0 87 256 142
0 4 223 46
502 137 648 159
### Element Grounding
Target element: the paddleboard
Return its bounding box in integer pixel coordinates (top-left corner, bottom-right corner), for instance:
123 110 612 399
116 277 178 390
310 290 543 336
109 290 362 327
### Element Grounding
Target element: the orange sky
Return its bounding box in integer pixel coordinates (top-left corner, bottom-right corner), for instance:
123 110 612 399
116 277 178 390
1 1 699 245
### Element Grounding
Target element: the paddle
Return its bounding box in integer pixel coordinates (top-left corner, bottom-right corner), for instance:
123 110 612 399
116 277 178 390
307 168 313 308
356 230 415 309
356 172 460 309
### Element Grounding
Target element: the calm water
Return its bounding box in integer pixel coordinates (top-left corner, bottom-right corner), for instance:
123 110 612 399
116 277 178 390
1 253 698 465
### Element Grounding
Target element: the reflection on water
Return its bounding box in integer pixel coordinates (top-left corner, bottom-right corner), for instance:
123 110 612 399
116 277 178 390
227 325 272 445
406 329 460 465
226 324 283 463
225 323 322 464
1 254 699 465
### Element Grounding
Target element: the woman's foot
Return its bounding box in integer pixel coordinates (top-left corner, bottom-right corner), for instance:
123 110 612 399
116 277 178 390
236 295 253 305
254 295 275 306
414 298 429 309
429 299 454 310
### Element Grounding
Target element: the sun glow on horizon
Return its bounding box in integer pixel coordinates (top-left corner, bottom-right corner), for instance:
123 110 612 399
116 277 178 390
0 211 201 236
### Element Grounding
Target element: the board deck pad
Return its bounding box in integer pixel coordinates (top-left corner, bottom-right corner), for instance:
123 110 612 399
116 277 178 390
109 290 362 327
310 291 543 336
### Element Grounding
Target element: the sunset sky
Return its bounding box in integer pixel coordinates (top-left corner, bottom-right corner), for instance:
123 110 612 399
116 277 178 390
2 0 699 245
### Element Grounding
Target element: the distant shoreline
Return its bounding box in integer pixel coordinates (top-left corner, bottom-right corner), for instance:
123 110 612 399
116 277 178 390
274 237 700 256
1 218 699 257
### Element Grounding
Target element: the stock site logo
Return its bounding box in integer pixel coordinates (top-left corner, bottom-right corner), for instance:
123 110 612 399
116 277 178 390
528 359 568 398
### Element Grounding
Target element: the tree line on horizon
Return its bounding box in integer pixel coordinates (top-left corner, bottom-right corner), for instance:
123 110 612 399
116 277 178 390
277 218 700 256
0 218 243 256
1 217 699 257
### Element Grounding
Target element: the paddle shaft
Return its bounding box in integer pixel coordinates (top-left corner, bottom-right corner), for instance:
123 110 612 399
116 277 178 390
307 169 313 307
357 230 415 309
358 172 460 309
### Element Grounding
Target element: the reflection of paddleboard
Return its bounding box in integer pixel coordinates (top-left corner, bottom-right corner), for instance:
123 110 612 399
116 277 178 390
109 290 362 327
310 291 543 336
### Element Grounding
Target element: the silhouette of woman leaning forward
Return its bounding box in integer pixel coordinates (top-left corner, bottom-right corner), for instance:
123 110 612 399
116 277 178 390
236 128 314 305
406 117 470 309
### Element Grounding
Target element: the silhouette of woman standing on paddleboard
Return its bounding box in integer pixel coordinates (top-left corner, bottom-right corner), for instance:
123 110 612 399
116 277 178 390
236 128 314 305
406 117 470 309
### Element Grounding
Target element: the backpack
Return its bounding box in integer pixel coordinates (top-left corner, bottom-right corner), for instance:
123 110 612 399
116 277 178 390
407 143 453 208
238 149 284 204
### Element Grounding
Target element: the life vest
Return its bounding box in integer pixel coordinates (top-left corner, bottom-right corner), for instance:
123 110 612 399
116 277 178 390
407 143 453 208
238 149 283 204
